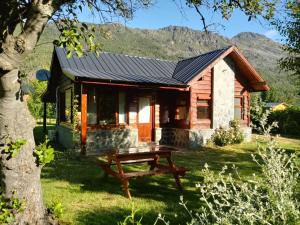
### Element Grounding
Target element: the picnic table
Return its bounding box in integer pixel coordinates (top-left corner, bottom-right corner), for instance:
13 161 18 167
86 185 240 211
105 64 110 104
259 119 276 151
97 145 188 199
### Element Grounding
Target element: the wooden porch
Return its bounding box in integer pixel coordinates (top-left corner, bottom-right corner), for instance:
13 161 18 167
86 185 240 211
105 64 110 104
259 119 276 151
78 82 190 154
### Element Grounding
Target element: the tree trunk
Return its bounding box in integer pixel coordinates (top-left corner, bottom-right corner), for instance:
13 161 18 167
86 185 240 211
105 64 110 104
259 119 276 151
0 69 47 224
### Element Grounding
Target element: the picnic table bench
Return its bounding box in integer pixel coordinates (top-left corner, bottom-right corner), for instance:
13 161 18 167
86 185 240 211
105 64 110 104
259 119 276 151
97 146 188 199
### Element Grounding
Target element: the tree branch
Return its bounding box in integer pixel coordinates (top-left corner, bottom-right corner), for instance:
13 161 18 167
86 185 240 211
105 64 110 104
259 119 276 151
0 1 56 70
193 4 208 32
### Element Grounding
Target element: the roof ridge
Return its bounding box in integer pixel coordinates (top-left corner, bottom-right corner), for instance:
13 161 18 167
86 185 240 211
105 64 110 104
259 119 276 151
102 51 177 63
177 45 233 63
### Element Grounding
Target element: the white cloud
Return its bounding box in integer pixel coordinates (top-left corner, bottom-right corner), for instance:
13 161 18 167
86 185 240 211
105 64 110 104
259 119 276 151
264 29 279 39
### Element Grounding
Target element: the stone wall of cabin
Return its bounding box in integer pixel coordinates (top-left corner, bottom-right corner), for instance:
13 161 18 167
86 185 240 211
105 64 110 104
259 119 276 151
86 128 138 154
212 58 235 128
155 127 251 149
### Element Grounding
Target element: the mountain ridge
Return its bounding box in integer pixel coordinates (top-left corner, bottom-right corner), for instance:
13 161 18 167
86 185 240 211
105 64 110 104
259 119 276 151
23 23 299 104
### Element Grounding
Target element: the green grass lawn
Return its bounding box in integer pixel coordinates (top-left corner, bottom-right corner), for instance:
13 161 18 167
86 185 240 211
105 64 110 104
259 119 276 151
37 126 300 225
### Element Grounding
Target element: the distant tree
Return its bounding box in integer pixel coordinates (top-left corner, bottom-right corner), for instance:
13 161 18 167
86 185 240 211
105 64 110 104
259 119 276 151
0 0 283 224
275 1 300 82
27 80 55 119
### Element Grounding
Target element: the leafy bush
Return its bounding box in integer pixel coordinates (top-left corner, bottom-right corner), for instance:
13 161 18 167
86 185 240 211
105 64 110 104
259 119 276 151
269 106 300 136
118 206 143 225
34 137 54 166
47 201 64 219
251 109 278 136
139 140 300 225
0 192 23 224
2 137 27 159
27 79 55 119
211 120 244 146
229 120 244 144
250 95 265 132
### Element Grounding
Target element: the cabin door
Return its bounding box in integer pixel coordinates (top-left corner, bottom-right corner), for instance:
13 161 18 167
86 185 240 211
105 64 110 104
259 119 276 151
137 96 153 142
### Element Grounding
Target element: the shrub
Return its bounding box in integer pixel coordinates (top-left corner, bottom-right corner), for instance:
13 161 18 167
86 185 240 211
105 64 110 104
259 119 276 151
250 96 265 132
2 138 27 159
0 192 23 224
229 120 244 144
269 106 300 136
156 140 300 225
33 137 54 166
47 201 64 219
211 120 244 146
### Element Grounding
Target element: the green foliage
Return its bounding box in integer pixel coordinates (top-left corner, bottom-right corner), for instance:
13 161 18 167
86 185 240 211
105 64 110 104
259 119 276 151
2 138 27 159
54 21 103 58
250 96 279 135
47 201 64 219
187 0 277 21
33 137 54 166
72 95 81 147
0 193 23 224
72 95 79 132
275 1 300 79
23 22 300 105
250 95 265 132
229 120 244 144
118 206 143 225
269 106 300 136
27 79 55 119
155 140 300 225
211 120 244 146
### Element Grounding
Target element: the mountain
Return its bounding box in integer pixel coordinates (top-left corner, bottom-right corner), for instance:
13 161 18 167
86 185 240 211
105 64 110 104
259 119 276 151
22 24 299 104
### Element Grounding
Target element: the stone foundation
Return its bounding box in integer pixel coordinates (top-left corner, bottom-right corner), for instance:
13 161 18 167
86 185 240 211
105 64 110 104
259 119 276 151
155 127 252 149
156 128 214 149
158 128 190 147
86 128 138 154
57 125 252 153
56 125 74 149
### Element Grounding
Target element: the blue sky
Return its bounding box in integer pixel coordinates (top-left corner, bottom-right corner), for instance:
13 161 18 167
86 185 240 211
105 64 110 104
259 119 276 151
78 0 281 42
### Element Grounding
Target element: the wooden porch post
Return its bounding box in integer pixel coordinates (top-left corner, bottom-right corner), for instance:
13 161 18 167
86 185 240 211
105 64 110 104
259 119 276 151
43 101 47 134
81 85 87 155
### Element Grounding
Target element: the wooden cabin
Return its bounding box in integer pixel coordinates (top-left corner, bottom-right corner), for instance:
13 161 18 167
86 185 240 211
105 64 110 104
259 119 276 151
43 46 269 153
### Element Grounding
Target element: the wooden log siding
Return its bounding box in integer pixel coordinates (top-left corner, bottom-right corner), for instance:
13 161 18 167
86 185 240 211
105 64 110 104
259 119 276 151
190 69 212 129
235 75 250 126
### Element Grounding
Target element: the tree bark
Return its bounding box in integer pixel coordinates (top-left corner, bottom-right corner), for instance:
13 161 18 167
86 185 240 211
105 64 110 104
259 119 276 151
0 1 56 223
0 69 47 224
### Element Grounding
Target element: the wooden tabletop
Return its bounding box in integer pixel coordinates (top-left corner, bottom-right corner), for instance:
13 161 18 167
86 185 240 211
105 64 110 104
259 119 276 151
105 145 178 157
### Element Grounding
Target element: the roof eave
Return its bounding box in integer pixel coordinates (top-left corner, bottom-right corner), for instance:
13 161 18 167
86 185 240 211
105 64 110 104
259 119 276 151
75 76 188 88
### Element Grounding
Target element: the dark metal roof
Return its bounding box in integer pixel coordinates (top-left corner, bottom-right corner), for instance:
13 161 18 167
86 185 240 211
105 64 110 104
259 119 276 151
54 46 232 86
173 46 231 83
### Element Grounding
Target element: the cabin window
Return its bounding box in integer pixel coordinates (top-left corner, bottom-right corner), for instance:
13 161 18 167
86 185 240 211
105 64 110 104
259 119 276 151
87 88 97 125
197 99 210 119
118 92 126 124
59 88 72 123
161 105 170 124
98 92 117 125
175 98 187 120
234 97 243 119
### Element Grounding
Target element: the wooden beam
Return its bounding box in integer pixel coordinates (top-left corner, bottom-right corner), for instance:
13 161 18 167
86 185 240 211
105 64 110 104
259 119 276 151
81 85 87 155
79 80 188 91
43 101 47 134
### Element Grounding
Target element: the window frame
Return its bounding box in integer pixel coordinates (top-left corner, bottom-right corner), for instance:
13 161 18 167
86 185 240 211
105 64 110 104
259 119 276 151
234 96 244 120
59 87 73 125
196 99 211 120
174 96 188 121
86 88 128 128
